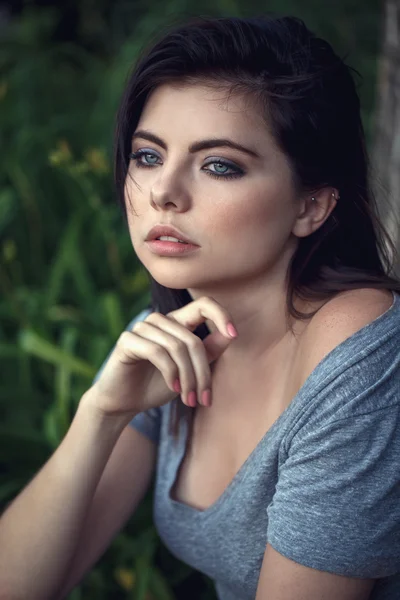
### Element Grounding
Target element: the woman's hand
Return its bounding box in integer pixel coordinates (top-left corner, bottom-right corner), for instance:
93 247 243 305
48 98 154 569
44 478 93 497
85 296 238 420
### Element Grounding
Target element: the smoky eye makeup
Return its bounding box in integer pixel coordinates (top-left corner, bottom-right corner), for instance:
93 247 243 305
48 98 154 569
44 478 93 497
129 149 245 180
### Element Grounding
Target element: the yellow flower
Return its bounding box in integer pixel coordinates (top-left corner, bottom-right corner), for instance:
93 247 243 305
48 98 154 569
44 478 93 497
85 148 109 174
49 140 72 166
114 567 136 591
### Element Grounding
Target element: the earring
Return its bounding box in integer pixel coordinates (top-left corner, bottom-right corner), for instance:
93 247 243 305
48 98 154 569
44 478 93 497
311 192 340 202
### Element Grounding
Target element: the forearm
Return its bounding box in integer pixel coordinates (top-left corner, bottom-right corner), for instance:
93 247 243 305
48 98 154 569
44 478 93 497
0 394 129 600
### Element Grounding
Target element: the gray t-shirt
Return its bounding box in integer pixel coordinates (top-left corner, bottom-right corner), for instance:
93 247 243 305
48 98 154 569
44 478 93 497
93 291 400 599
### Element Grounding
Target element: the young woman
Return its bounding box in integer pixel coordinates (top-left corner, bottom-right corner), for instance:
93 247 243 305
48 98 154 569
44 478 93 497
1 14 400 600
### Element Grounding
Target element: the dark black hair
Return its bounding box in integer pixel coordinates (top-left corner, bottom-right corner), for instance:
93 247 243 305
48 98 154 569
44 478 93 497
114 14 400 441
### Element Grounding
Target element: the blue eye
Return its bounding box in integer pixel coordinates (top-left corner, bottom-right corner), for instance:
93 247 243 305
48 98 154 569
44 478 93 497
130 150 160 166
203 159 243 179
129 150 244 180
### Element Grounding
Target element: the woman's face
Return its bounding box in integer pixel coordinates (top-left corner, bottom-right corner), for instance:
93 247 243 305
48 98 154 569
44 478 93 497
125 82 304 294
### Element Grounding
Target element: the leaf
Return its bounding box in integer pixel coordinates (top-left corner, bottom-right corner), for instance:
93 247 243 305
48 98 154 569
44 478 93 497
132 554 152 600
43 404 62 448
148 566 177 600
19 328 95 378
66 240 97 310
130 528 158 600
101 291 124 339
44 208 87 311
55 325 79 435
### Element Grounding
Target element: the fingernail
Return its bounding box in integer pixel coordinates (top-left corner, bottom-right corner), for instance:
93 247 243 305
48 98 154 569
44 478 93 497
201 389 212 407
173 378 181 393
226 323 238 338
187 390 197 407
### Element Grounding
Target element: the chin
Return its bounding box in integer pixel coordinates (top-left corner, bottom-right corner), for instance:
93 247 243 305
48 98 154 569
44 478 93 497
150 276 197 290
146 268 206 291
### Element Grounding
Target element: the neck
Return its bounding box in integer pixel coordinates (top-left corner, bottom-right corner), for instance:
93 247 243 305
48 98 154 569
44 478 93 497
189 279 313 367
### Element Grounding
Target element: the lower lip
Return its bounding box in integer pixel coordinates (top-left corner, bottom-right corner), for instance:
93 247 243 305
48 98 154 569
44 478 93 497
146 240 200 255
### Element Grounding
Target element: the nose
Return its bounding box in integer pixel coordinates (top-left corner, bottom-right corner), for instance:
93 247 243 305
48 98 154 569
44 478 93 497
150 168 191 212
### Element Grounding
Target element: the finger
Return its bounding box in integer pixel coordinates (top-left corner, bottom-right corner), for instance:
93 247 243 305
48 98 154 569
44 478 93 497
117 330 179 394
166 296 236 339
142 314 212 406
202 328 236 364
131 319 200 406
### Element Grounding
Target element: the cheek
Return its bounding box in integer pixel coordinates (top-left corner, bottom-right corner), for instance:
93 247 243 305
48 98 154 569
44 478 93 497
205 188 283 242
124 173 142 210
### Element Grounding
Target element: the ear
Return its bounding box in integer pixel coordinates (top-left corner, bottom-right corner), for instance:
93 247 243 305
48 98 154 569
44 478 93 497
292 188 339 238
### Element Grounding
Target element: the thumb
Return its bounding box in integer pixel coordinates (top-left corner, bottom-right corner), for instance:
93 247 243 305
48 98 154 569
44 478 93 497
202 329 235 364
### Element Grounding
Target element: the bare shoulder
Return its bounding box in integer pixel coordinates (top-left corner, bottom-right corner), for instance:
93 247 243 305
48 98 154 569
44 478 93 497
309 287 394 331
298 288 394 380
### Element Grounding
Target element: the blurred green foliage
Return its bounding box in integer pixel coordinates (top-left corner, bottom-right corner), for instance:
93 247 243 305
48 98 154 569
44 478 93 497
0 0 383 598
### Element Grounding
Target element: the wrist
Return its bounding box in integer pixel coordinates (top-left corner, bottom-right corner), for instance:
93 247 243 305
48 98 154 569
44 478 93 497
79 388 137 434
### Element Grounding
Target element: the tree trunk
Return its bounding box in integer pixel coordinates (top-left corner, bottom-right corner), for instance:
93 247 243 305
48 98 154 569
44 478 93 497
373 0 400 277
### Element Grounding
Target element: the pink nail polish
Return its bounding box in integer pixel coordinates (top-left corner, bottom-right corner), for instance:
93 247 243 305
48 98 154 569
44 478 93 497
173 379 181 393
227 323 238 338
201 389 212 407
187 391 197 407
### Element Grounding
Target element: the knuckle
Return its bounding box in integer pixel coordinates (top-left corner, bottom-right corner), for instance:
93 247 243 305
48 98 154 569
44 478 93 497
166 361 178 376
169 338 185 354
160 352 173 370
164 310 177 320
118 330 130 344
187 336 203 351
199 295 224 312
199 295 216 304
132 320 145 332
144 312 159 325
152 345 165 360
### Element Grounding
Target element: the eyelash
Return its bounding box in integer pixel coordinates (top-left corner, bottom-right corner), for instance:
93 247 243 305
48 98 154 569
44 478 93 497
129 150 244 180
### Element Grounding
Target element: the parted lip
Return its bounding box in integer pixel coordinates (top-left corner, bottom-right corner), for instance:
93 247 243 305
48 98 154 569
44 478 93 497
145 224 198 245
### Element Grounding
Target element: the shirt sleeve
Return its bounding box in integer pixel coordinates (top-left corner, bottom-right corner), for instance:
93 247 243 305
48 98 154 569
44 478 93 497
266 404 400 579
91 307 162 445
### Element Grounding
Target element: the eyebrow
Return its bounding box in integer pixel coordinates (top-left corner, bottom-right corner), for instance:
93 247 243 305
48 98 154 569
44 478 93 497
131 129 261 159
